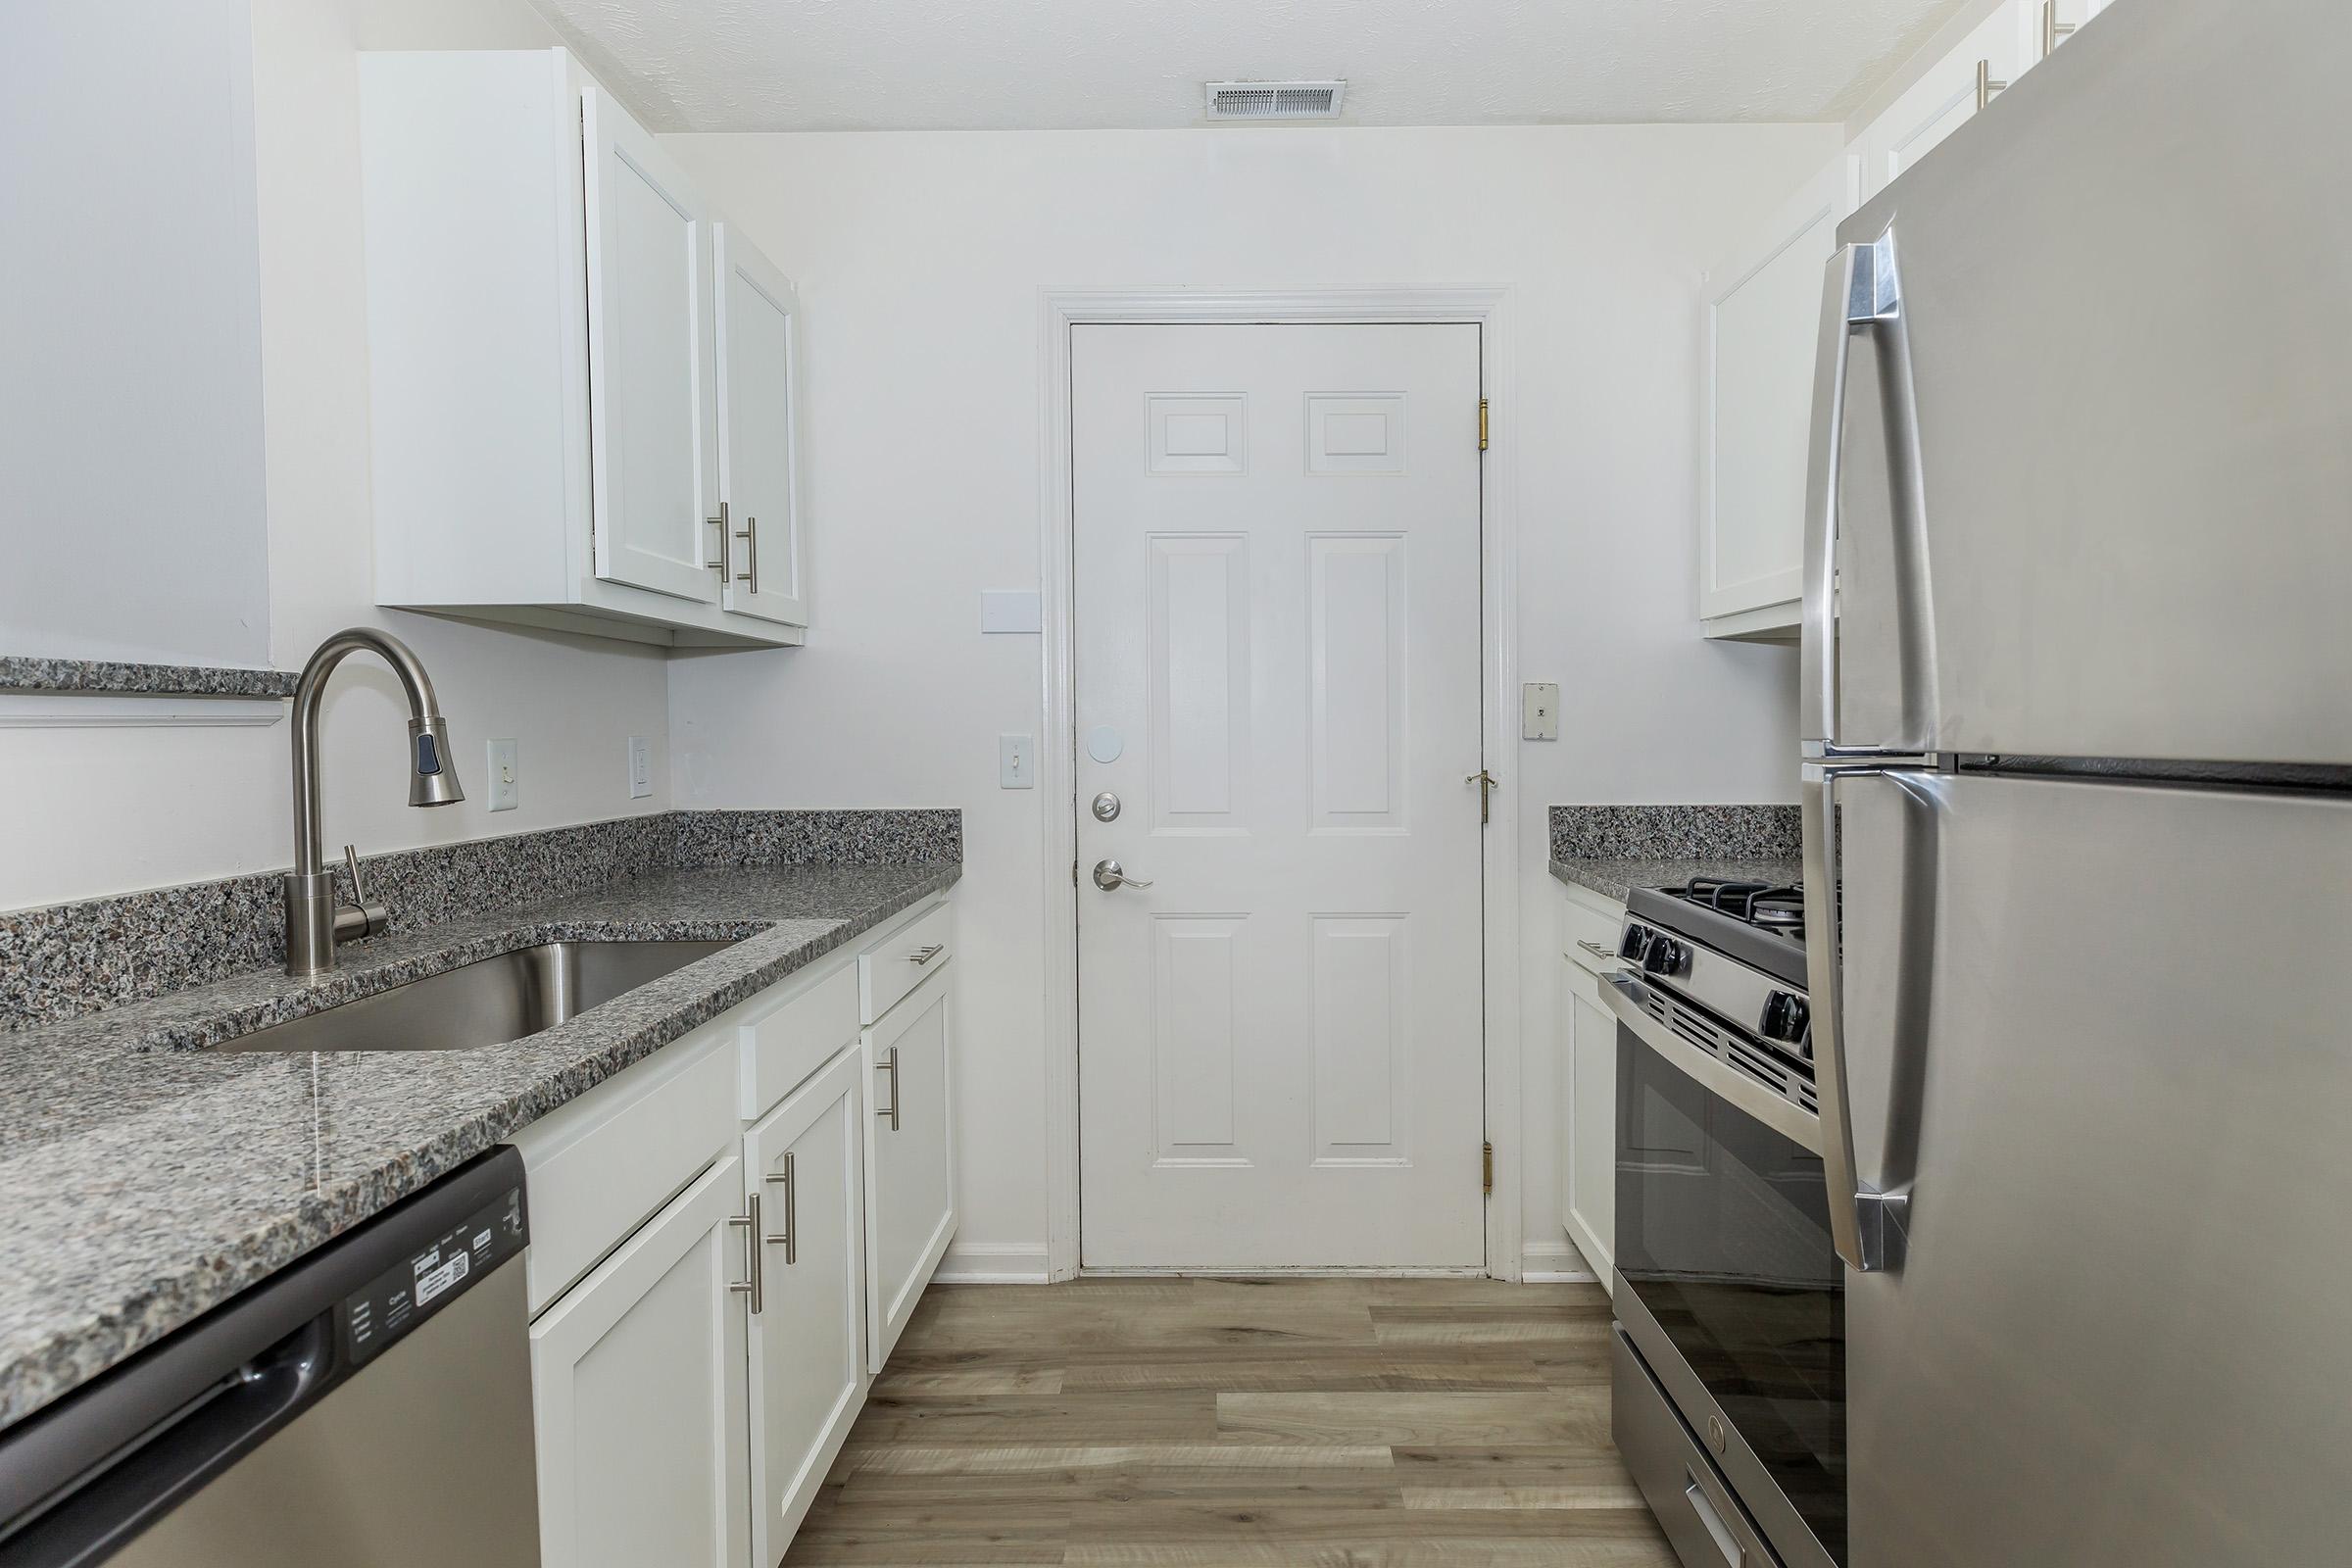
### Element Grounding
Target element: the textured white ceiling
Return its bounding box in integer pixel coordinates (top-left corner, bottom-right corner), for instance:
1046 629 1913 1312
525 0 1975 132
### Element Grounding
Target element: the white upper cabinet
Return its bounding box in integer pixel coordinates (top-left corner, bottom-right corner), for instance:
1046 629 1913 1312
583 86 723 605
714 224 812 627
1698 154 1859 637
360 49 807 649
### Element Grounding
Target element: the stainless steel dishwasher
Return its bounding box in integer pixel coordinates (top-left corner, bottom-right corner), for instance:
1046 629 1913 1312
0 1149 539 1567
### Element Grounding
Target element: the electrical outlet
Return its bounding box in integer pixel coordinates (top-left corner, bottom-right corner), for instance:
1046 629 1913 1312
999 734 1034 788
627 736 653 799
1522 682 1560 741
486 738 519 812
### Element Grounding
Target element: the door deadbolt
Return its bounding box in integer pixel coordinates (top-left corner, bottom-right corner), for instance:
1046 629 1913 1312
1091 792 1121 822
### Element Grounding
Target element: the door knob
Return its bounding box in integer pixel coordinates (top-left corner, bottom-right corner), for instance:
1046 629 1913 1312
1092 859 1153 892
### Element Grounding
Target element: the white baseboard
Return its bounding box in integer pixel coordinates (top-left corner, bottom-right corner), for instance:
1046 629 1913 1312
933 1242 1052 1284
1521 1239 1601 1284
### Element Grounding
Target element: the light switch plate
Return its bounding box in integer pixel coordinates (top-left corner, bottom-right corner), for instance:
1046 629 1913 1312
999 733 1034 788
1522 682 1560 741
486 738 518 812
627 736 652 799
980 589 1044 634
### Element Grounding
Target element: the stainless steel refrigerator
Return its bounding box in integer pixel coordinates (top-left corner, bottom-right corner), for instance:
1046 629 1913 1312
1798 0 2352 1563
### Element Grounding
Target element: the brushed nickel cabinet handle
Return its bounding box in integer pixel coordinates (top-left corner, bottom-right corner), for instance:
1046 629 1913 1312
1975 58 2008 112
734 514 759 594
727 1191 763 1313
762 1154 796 1265
1576 939 1617 962
706 501 729 572
905 944 945 965
2040 0 2076 58
875 1046 901 1131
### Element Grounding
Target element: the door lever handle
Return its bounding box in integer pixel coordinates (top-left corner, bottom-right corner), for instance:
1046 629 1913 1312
1092 859 1152 892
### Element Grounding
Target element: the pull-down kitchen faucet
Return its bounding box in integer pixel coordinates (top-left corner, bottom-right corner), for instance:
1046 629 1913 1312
284 628 464 976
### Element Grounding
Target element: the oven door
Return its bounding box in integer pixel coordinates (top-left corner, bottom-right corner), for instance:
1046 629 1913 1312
1603 970 1845 1568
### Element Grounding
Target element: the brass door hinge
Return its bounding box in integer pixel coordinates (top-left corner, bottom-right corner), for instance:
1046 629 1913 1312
1482 1142 1494 1196
1478 399 1490 451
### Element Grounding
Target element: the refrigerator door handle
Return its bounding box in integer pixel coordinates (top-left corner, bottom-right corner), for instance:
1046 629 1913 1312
1802 758 1923 1273
1803 227 1932 754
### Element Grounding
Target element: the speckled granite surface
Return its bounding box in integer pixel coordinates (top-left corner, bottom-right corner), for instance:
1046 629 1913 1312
0 657 298 699
1548 804 1800 861
2 810 959 1030
0 859 957 1433
1549 856 1805 904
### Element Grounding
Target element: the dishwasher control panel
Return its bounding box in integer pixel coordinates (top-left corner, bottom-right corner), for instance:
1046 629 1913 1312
340 1183 526 1368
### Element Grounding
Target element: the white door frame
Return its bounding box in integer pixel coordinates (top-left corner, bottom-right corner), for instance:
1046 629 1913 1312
1035 286 1524 1281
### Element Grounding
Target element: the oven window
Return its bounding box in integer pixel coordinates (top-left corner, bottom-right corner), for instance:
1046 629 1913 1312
1617 1026 1846 1563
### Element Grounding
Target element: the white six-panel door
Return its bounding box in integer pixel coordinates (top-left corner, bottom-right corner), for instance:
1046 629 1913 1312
1073 322 1487 1271
582 82 721 604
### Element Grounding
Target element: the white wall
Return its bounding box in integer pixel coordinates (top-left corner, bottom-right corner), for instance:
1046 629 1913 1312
4 0 271 669
661 125 1831 1273
0 0 673 911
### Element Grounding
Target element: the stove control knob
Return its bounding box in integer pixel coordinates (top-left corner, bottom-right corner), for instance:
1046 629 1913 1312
1618 924 1650 962
1642 933 1686 977
1760 991 1811 1045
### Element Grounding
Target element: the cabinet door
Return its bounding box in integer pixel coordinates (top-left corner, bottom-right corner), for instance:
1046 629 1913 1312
582 82 722 604
531 1152 750 1568
1562 963 1618 1284
713 223 810 627
861 965 956 1373
1854 0 2033 200
745 1047 866 1566
1699 154 1860 624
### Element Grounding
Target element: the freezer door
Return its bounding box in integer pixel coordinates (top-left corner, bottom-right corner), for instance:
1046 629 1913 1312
1831 769 2352 1566
1809 0 2352 764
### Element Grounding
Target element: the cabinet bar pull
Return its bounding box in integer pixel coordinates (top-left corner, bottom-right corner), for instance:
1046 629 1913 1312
2040 0 2076 58
1975 58 2008 112
905 944 945 966
762 1155 797 1265
1575 939 1616 962
734 514 759 594
705 501 729 572
875 1046 901 1131
727 1191 763 1313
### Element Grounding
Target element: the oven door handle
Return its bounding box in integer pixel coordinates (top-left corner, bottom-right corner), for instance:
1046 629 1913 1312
1599 970 1824 1158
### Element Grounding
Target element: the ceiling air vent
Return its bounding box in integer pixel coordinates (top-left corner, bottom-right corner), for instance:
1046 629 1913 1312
1204 79 1348 122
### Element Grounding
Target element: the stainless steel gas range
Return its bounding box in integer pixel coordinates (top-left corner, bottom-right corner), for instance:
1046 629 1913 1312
1600 878 1842 1568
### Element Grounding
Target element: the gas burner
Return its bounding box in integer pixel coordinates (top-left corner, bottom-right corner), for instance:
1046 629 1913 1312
1668 879 1807 939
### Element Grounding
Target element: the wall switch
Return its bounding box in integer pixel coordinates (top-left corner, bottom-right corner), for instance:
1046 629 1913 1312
999 733 1034 789
627 736 653 799
486 738 519 812
1522 681 1560 741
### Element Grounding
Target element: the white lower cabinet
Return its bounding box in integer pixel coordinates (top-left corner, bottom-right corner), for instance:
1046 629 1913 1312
861 964 956 1373
529 1153 752 1568
744 1047 867 1565
1557 885 1627 1290
516 895 956 1568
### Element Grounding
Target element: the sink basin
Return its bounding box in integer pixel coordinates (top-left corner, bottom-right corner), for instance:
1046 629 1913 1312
212 939 740 1053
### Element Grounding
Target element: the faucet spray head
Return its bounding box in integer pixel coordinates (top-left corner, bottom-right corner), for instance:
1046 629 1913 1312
408 716 466 807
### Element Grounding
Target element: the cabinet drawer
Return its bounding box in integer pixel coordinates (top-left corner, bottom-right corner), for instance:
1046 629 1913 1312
858 902 952 1025
515 1029 739 1315
1561 889 1627 976
740 960 860 1119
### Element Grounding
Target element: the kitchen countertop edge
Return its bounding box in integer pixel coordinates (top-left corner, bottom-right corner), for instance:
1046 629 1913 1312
1549 856 1805 904
0 861 959 1434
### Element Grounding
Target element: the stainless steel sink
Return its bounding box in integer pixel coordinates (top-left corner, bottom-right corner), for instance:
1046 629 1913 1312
212 939 740 1053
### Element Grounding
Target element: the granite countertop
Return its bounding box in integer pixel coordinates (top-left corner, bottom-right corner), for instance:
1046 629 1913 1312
0 861 956 1433
1549 856 1804 904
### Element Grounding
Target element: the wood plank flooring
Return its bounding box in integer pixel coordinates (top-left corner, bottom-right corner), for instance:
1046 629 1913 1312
784 1277 1675 1566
